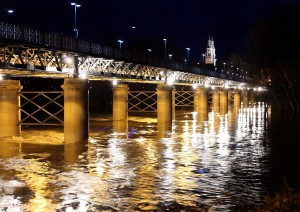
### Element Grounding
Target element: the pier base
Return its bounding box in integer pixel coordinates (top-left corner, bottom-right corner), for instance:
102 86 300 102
113 84 128 121
194 87 208 114
62 78 89 143
0 80 22 137
233 89 241 110
157 84 173 123
220 89 228 115
212 89 220 113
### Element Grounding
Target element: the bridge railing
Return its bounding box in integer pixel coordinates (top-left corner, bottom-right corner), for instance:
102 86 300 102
0 22 248 83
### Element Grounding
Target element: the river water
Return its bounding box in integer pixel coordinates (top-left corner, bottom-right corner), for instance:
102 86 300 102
1 102 300 211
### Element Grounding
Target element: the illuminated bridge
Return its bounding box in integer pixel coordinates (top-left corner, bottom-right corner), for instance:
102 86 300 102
0 22 266 142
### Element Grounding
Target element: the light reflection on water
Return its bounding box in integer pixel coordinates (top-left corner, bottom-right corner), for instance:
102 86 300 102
0 102 274 211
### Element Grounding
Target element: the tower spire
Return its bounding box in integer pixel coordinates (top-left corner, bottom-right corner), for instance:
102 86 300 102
205 35 216 66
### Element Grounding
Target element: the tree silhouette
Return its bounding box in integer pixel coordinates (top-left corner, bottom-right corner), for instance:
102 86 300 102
245 2 300 113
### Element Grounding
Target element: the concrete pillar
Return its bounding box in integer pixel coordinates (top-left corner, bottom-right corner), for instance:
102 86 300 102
194 86 207 114
172 87 176 120
62 78 89 143
157 121 172 138
233 89 241 109
112 84 128 121
219 89 228 115
0 142 20 156
0 80 22 137
242 90 249 107
212 89 220 113
197 112 208 133
157 84 173 123
113 120 128 132
64 140 88 163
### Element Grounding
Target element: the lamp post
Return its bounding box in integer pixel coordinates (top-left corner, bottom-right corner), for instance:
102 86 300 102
70 2 81 38
186 47 190 62
163 38 167 66
118 40 123 49
4 9 14 14
202 53 205 68
147 48 152 64
168 54 172 68
223 62 226 71
2 9 14 20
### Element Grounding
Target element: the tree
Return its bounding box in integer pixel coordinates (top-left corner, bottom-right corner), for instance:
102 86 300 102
245 3 300 114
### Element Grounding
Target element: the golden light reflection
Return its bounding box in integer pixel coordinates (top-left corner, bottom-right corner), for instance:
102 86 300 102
217 114 230 157
14 154 58 212
0 99 271 210
129 131 161 209
171 117 200 206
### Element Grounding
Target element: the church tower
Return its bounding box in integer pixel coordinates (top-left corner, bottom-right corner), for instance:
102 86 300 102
205 36 216 66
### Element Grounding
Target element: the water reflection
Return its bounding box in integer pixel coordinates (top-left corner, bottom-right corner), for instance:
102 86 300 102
0 102 280 210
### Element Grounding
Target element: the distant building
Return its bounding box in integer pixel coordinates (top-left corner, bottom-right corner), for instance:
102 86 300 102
205 36 216 66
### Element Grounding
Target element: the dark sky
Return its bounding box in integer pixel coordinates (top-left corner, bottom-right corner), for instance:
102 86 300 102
1 0 297 64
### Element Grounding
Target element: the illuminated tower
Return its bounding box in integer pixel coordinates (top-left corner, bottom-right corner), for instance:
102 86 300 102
205 36 216 66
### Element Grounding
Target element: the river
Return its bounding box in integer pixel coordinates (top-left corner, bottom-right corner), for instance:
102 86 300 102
1 102 300 211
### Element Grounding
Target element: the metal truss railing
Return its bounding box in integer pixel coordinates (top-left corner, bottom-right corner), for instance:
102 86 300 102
0 22 251 88
175 91 194 107
128 91 157 112
20 91 64 126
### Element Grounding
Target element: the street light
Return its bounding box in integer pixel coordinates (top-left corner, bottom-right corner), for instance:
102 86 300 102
4 9 14 14
186 47 190 62
168 54 172 61
70 2 81 38
223 62 226 71
2 9 14 20
163 38 167 64
202 53 205 68
118 40 123 49
147 49 152 63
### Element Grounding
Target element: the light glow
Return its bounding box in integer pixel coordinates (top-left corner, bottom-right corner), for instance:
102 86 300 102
78 73 87 79
224 83 229 89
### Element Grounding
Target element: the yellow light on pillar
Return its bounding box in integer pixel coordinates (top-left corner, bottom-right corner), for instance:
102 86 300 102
78 73 87 79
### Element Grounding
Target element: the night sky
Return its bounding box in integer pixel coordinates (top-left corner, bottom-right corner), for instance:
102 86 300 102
1 0 297 64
